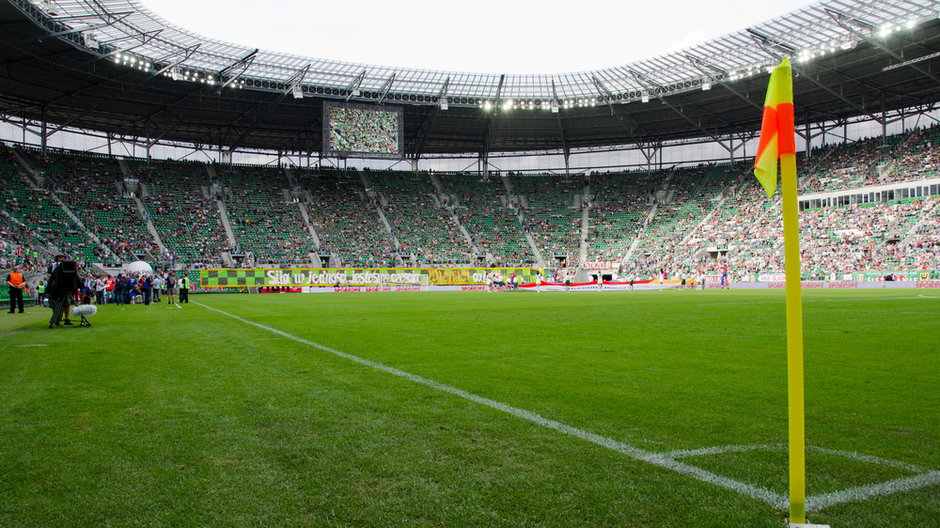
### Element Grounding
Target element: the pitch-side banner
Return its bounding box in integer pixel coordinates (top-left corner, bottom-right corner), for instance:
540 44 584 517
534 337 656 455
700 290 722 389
200 267 541 288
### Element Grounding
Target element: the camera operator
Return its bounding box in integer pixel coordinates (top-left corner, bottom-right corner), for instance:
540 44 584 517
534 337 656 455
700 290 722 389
46 255 80 328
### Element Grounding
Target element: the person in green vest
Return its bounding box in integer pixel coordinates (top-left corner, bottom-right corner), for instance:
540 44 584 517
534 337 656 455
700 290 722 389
36 280 45 306
178 275 189 303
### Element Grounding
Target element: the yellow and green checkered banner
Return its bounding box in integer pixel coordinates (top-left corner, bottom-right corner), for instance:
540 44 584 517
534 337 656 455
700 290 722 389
200 267 542 288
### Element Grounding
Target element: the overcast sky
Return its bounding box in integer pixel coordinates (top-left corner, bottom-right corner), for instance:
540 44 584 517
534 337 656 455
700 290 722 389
142 0 815 73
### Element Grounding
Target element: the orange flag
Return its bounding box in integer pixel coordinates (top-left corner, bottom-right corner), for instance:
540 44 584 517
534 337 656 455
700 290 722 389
754 58 796 198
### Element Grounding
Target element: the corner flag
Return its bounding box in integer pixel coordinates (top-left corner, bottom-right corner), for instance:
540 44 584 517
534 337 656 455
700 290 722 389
754 58 796 199
754 58 810 526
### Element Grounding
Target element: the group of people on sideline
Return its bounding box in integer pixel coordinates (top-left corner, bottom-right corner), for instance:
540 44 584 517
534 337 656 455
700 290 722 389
5 256 192 327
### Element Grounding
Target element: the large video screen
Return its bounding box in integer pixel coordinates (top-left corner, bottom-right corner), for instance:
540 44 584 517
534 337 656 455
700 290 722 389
323 102 403 158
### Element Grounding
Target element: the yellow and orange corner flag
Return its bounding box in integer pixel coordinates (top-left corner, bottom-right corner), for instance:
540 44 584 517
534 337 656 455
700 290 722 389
754 57 809 526
754 58 796 198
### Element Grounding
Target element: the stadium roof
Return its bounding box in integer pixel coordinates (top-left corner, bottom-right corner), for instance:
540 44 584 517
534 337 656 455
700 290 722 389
1 0 939 156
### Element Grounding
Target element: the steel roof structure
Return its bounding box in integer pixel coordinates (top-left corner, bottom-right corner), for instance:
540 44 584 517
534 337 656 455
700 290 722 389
1 0 939 158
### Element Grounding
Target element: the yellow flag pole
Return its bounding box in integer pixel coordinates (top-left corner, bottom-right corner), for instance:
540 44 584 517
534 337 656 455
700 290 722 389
780 151 806 524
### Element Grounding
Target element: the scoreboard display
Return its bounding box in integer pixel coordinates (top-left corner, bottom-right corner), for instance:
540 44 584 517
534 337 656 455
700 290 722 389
323 102 403 158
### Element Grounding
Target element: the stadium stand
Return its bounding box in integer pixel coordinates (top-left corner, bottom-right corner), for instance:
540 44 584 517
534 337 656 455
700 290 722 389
511 175 583 266
586 171 659 263
295 169 398 268
367 170 470 266
130 159 230 268
18 148 153 265
216 165 316 266
437 174 535 267
1 148 101 267
1 126 938 281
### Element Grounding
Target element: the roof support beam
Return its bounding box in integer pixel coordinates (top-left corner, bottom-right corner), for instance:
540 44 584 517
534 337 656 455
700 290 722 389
480 74 506 170
686 54 762 111
134 43 201 87
437 77 450 109
591 75 618 116
377 73 396 105
89 28 162 63
284 64 310 97
16 11 132 45
746 29 887 126
629 69 727 144
216 49 259 92
345 69 367 101
411 105 440 159
827 8 940 86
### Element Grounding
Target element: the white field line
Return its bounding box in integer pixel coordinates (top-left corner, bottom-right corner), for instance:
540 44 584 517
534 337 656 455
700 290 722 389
806 471 940 512
807 446 931 473
666 443 931 474
663 444 781 458
194 301 940 512
194 301 786 509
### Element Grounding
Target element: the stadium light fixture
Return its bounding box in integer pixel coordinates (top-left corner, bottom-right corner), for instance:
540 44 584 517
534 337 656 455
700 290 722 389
483 101 493 111
82 32 99 50
502 99 513 111
701 81 711 91
906 19 917 29
550 101 559 113
641 92 650 103
439 97 448 110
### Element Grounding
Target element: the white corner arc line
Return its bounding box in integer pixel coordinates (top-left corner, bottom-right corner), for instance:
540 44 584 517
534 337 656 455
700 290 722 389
194 301 786 509
664 444 782 459
806 471 940 512
807 446 930 474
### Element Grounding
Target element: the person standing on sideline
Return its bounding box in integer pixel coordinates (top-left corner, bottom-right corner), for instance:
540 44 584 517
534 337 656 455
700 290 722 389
165 273 177 304
141 275 153 305
152 273 162 303
178 274 189 303
6 266 26 314
36 279 45 306
113 273 126 306
95 275 107 305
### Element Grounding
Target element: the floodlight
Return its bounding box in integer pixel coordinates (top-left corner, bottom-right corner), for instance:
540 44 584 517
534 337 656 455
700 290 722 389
550 101 559 113
440 97 448 110
82 32 99 50
702 81 711 91
502 99 513 111
292 85 303 99
641 92 650 103
483 101 493 111
906 19 917 29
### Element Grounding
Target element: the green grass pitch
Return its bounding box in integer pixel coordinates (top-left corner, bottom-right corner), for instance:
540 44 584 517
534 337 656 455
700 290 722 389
1 289 937 527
